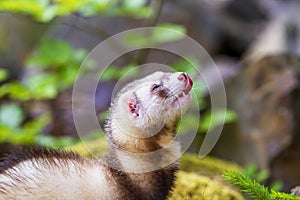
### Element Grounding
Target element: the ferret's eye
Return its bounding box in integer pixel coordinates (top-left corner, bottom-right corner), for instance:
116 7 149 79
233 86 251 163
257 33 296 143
151 84 161 91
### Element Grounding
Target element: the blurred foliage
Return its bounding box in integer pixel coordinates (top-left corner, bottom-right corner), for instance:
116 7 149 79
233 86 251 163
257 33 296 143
244 163 283 191
0 0 192 148
0 0 152 22
0 40 86 100
0 103 76 147
36 135 77 148
101 64 138 81
0 103 49 144
0 69 8 82
0 0 236 149
244 163 270 183
223 171 300 200
124 23 186 47
199 110 237 132
0 103 24 128
26 39 87 98
0 39 86 147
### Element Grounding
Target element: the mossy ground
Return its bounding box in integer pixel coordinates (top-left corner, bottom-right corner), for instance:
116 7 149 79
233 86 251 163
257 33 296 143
169 171 244 200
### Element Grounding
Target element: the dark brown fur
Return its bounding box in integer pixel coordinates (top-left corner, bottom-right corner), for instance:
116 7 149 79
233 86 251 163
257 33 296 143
0 146 83 174
101 152 178 200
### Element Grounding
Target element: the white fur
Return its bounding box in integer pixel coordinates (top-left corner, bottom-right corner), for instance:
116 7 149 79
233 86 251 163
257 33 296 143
0 159 108 200
111 72 192 140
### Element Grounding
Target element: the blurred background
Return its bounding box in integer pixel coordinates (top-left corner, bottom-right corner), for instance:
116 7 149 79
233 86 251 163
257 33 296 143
0 0 300 197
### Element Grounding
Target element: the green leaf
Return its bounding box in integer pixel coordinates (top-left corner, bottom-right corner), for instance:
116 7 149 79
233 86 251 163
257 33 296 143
0 69 8 82
118 0 151 18
100 64 138 81
0 0 151 21
244 163 258 177
0 0 92 22
25 39 87 98
123 0 147 8
270 181 283 192
41 5 58 22
0 113 50 145
57 65 79 89
106 4 152 18
79 0 111 16
119 64 138 77
256 170 270 182
22 114 50 136
0 82 31 100
26 73 58 99
172 58 199 76
153 23 186 43
0 123 15 142
101 67 120 81
124 24 186 47
0 103 24 128
12 113 51 144
122 7 152 18
0 1 45 21
27 40 73 67
73 49 87 62
98 110 109 122
200 109 237 132
36 135 77 148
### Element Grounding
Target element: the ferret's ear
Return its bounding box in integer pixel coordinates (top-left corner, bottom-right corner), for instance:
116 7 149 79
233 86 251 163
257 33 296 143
128 92 141 118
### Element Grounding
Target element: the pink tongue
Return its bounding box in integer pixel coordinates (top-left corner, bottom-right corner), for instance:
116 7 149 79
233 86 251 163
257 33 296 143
183 73 193 94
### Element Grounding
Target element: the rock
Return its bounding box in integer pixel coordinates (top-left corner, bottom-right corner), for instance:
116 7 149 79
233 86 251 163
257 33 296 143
216 54 298 169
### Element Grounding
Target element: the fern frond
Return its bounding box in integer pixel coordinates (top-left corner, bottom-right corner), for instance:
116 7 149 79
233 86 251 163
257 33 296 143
223 171 300 200
270 190 300 200
223 171 269 200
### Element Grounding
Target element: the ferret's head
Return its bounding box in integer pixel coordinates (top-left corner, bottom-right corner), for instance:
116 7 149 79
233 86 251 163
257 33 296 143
109 71 193 140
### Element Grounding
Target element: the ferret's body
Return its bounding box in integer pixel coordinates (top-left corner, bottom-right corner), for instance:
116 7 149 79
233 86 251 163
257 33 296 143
0 148 108 199
0 71 193 200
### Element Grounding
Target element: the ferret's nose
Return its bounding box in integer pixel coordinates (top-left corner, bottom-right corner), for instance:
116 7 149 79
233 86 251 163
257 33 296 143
177 73 186 81
178 72 193 84
178 72 193 92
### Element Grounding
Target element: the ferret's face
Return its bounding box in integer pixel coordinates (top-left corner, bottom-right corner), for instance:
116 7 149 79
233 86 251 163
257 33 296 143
117 72 193 137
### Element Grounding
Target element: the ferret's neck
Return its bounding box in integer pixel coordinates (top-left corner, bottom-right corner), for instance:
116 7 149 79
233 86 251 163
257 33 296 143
102 148 179 200
104 120 180 199
104 151 178 200
106 122 180 170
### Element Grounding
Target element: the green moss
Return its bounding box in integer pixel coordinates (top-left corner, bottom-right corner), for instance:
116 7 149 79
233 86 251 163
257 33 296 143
181 153 242 176
169 171 244 200
69 138 244 200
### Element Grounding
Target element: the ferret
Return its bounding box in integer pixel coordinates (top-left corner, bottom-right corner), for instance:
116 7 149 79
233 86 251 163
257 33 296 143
0 71 193 200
